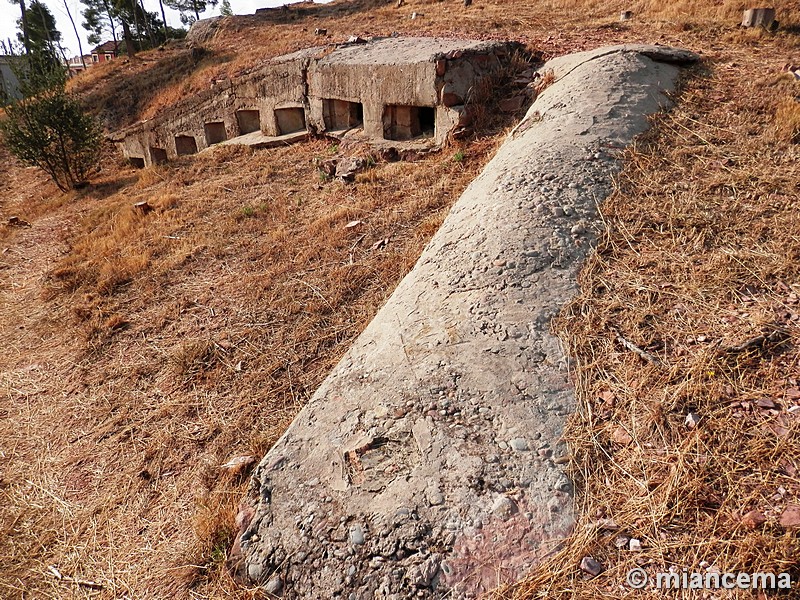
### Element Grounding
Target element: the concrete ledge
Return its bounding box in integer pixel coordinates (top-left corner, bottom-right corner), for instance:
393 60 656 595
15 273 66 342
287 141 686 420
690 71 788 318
238 45 697 599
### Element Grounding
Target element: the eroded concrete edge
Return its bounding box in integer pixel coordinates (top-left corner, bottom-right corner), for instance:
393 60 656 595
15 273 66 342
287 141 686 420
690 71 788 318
237 45 697 599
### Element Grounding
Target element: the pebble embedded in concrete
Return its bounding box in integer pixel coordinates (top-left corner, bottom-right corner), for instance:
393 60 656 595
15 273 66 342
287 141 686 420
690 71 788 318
349 524 365 546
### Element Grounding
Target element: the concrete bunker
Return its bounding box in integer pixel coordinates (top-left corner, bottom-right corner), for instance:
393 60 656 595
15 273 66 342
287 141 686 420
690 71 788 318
149 146 168 165
382 104 436 141
175 135 198 156
236 110 261 135
322 98 363 131
274 106 306 135
115 38 523 160
128 156 145 169
204 121 227 145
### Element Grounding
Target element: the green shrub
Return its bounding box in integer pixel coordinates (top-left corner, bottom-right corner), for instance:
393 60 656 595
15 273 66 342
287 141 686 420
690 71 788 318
1 86 102 192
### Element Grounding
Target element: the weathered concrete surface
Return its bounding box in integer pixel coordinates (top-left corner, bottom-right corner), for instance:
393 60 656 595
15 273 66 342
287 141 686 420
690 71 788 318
239 45 698 599
114 38 516 166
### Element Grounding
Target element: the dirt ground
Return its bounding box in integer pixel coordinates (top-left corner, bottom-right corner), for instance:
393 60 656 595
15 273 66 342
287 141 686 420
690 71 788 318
2 0 800 598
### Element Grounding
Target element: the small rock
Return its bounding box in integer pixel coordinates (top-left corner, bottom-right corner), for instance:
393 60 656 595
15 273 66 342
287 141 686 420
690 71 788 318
614 534 630 549
509 437 528 451
779 504 800 529
620 10 632 21
247 561 264 581
314 28 327 36
265 576 283 594
611 426 633 446
349 523 365 545
628 538 642 551
8 216 31 227
685 412 701 429
741 510 767 530
491 495 516 520
335 157 368 182
427 488 444 506
570 224 586 235
133 201 153 214
579 556 603 577
347 35 367 44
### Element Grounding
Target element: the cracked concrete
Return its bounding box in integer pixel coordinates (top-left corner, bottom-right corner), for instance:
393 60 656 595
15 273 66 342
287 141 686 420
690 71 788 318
237 45 698 599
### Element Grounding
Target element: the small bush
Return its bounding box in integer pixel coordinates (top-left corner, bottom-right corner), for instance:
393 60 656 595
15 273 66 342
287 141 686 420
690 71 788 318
1 86 102 191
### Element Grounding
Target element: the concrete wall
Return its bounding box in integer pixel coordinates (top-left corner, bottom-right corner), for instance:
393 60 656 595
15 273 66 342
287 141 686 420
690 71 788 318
115 38 516 165
0 57 21 102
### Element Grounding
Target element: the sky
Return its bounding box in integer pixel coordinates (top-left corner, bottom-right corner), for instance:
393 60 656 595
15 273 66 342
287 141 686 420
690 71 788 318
0 0 329 57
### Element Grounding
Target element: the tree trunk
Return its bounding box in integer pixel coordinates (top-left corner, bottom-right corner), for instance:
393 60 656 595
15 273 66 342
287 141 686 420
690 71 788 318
101 0 118 46
63 0 87 69
138 0 156 47
19 0 32 54
157 0 168 40
34 1 55 58
128 0 141 49
193 0 199 21
120 17 136 57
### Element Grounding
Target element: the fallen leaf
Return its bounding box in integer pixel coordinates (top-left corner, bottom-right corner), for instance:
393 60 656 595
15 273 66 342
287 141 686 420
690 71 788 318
344 220 363 229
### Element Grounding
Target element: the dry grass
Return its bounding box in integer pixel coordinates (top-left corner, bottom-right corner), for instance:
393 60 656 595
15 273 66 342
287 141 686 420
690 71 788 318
775 96 800 143
0 134 499 598
65 0 800 131
498 36 800 600
3 0 800 599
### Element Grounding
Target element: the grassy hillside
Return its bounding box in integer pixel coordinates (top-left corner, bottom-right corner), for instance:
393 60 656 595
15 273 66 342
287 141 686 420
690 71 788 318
2 0 800 598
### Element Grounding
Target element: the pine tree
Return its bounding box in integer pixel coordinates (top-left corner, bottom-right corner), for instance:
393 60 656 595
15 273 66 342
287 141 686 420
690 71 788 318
163 0 218 26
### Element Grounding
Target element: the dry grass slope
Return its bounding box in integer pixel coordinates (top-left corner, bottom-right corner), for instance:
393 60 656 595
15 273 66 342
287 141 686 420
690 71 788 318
0 135 498 599
2 0 800 598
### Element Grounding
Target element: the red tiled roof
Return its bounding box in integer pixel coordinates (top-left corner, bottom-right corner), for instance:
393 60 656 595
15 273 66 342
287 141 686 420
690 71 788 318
92 41 119 54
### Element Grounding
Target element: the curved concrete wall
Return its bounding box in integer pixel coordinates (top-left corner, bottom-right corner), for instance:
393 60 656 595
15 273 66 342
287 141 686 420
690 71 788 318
238 45 698 599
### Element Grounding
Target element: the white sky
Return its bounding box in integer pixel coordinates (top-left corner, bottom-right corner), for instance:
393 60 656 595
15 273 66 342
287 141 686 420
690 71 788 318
0 0 331 57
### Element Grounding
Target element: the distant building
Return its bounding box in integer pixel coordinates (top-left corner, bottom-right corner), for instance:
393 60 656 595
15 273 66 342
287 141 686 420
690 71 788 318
91 41 119 64
0 55 21 101
66 55 92 77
